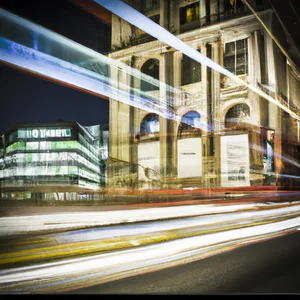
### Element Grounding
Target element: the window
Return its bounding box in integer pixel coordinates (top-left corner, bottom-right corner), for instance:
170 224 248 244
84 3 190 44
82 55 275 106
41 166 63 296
205 0 211 25
224 103 250 128
258 30 267 84
178 111 202 138
224 39 248 75
141 59 159 92
224 0 244 17
181 49 201 85
143 0 159 12
180 2 200 24
140 113 160 137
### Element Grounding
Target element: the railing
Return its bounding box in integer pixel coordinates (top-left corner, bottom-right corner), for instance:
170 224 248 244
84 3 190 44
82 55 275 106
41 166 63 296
130 34 157 47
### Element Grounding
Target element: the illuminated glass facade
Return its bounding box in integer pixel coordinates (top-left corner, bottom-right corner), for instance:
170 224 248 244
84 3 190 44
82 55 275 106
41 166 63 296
0 121 108 200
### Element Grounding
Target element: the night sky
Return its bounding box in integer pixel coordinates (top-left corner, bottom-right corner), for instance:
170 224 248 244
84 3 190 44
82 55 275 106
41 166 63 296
0 62 109 132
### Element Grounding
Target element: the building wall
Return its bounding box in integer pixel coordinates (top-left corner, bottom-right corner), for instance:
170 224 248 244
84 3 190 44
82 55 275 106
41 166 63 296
0 122 108 199
107 0 300 189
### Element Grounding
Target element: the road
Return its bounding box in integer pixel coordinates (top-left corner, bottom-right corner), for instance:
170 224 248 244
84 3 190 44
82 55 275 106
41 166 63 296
1 200 300 293
68 230 300 294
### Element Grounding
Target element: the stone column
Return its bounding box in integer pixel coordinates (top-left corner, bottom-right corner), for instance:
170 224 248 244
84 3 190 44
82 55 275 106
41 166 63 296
159 51 177 188
108 59 132 189
211 39 222 187
169 0 181 34
200 0 206 27
211 39 221 134
265 13 283 179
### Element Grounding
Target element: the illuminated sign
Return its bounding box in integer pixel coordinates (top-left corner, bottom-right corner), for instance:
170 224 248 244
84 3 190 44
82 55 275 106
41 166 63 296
18 128 71 139
138 141 160 181
99 145 108 160
177 138 202 178
221 134 250 187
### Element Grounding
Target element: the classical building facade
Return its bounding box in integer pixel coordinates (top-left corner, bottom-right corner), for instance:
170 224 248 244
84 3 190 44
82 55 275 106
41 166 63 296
106 0 300 191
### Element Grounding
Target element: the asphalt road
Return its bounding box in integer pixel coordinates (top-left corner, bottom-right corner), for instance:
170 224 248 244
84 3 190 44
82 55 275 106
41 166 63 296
68 230 300 294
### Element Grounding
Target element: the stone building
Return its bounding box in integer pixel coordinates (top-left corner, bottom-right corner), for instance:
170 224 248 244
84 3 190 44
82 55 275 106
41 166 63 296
106 0 300 191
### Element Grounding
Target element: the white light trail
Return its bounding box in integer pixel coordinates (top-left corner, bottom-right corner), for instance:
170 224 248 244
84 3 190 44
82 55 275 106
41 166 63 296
35 204 300 244
0 202 261 237
0 8 195 120
94 0 300 122
0 216 299 292
0 201 298 238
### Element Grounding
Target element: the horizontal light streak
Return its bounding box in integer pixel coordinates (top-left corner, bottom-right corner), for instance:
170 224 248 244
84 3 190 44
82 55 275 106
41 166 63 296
25 203 300 244
0 215 299 291
0 201 294 237
0 202 264 237
0 8 187 110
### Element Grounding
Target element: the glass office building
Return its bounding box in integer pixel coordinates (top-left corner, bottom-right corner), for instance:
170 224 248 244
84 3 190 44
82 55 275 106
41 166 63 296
0 121 108 200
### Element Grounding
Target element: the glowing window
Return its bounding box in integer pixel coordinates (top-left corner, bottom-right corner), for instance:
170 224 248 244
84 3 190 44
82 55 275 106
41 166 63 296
180 2 200 24
140 113 160 136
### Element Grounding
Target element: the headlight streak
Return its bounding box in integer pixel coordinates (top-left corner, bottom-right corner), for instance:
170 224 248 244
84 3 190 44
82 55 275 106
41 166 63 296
0 202 298 245
1 216 300 292
94 0 300 122
0 202 286 237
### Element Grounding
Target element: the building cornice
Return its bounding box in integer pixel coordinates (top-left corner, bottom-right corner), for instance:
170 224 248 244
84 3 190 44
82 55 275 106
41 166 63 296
108 9 273 60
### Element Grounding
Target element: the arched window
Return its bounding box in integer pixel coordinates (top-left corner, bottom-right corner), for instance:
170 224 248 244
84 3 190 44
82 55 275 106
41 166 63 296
141 59 159 92
178 111 201 138
224 103 250 128
139 113 160 139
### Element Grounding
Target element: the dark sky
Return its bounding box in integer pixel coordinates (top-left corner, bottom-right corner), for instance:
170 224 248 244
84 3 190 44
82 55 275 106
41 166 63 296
0 62 109 132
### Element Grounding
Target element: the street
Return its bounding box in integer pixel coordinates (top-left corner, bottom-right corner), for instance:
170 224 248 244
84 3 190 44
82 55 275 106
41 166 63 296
69 230 300 294
0 200 300 293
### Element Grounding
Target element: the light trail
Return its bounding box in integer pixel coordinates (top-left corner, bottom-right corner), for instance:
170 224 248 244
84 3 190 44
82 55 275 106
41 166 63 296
249 143 300 169
0 8 203 125
0 202 263 237
0 201 299 239
17 202 300 244
0 215 300 293
94 0 300 122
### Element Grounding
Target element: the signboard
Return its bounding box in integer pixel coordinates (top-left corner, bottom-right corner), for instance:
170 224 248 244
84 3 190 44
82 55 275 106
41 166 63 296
99 144 108 160
177 138 202 178
138 141 160 180
18 128 71 139
221 134 250 187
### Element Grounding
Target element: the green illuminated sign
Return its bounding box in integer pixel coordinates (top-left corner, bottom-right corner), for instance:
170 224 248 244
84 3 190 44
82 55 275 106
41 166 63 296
18 128 71 139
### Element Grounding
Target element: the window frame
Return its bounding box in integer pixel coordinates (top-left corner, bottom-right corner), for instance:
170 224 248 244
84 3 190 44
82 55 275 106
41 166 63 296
181 49 202 86
224 38 249 76
180 1 200 25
